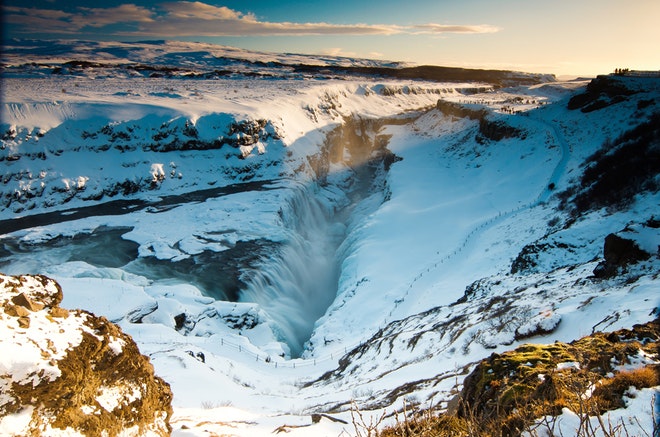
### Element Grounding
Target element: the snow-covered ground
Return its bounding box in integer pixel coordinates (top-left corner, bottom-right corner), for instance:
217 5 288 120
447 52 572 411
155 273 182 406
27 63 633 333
1 40 658 436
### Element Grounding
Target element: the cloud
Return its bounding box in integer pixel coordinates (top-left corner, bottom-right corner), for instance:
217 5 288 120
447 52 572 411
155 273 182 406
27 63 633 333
160 1 249 21
4 5 71 20
4 4 153 34
4 6 77 33
73 4 155 28
134 2 404 37
411 24 500 34
319 48 358 58
3 1 500 38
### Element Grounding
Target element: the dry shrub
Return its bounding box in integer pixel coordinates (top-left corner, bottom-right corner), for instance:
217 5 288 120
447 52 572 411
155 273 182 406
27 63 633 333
593 364 660 409
379 412 471 437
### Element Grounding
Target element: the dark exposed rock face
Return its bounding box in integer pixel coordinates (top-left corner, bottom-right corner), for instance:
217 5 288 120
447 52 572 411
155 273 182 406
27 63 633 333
435 99 525 143
567 75 637 112
561 113 660 217
476 118 525 142
593 233 651 278
436 99 486 120
0 273 173 436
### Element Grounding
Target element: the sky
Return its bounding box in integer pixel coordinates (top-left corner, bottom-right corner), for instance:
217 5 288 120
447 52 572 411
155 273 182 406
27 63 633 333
2 0 659 77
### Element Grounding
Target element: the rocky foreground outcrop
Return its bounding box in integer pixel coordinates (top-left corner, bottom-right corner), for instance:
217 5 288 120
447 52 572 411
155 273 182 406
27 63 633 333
0 274 172 436
457 319 660 435
379 319 659 436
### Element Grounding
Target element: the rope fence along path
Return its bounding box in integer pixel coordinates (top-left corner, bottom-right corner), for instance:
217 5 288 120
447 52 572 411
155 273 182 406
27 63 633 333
387 115 572 318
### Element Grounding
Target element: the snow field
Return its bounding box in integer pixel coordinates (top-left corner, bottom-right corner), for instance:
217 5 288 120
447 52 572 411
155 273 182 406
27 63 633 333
2 46 659 435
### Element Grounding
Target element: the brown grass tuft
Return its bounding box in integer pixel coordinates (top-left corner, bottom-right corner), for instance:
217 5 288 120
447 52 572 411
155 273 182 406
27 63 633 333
593 364 660 410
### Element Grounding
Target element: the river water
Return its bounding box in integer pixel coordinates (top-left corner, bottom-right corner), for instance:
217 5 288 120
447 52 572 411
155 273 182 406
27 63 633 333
0 115 403 357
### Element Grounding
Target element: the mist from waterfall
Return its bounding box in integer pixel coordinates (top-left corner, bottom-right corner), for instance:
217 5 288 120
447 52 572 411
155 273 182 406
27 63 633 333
238 117 395 357
238 182 348 357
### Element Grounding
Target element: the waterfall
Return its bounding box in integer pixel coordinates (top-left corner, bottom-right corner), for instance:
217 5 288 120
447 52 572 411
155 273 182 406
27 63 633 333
238 182 347 357
237 115 401 357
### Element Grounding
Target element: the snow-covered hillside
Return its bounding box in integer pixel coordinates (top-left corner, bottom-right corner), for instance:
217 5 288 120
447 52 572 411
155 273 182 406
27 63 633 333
1 40 658 436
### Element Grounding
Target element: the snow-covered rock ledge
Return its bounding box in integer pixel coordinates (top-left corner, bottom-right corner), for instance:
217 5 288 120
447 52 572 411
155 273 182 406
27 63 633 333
0 273 173 436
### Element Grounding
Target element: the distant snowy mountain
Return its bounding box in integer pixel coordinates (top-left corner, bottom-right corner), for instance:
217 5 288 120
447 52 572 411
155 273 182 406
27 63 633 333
0 40 658 436
1 39 406 69
1 39 554 84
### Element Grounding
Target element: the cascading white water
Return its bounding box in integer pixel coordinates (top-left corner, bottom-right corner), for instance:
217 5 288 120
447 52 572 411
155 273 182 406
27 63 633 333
238 182 347 357
238 116 402 357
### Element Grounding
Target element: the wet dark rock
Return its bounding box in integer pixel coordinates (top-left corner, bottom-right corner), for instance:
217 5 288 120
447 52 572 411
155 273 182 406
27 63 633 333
174 312 187 330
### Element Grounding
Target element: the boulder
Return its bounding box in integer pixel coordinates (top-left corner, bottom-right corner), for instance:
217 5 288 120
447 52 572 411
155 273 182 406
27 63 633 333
593 233 651 278
0 274 173 436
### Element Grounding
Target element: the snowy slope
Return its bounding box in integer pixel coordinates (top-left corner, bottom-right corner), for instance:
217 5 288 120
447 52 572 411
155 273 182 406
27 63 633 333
1 40 659 436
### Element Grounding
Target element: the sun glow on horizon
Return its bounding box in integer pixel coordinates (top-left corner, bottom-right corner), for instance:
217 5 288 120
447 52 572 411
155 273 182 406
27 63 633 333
1 0 658 77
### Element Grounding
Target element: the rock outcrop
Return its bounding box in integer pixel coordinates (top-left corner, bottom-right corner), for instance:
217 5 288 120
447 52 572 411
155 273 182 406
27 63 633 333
567 75 637 112
593 222 658 278
0 274 172 436
455 319 660 435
